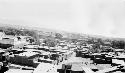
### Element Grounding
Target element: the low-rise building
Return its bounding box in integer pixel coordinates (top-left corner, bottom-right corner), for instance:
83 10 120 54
9 52 39 67
0 35 33 49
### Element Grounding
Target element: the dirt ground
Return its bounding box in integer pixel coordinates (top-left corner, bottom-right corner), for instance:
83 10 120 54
61 52 112 70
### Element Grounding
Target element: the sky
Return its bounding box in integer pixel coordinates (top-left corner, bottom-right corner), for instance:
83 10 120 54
0 0 125 38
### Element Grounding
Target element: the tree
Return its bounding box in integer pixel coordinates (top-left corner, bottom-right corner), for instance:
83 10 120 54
55 33 63 39
90 43 101 53
43 38 59 47
71 39 78 43
111 40 125 49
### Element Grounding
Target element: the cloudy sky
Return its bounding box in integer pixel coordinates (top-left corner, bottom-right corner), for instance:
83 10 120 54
0 0 125 38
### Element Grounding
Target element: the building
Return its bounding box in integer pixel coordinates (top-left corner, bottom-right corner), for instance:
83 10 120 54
0 35 34 49
0 32 5 40
9 52 39 67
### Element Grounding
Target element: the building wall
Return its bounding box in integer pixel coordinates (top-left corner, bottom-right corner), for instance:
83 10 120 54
0 39 14 45
0 32 5 40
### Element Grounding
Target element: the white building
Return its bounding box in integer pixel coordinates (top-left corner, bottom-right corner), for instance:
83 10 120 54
0 32 5 40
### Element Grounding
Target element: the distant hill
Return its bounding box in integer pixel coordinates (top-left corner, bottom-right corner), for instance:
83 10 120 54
0 23 125 42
